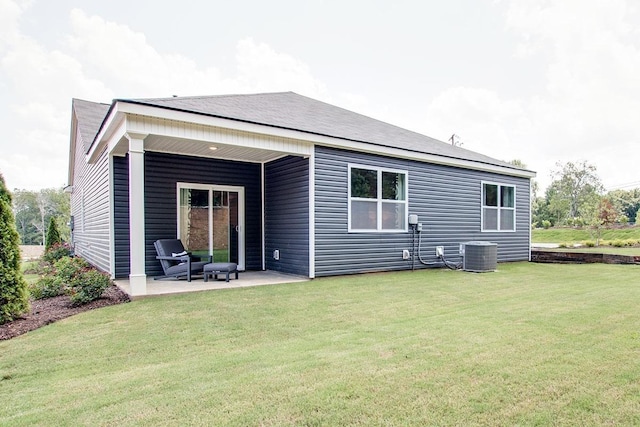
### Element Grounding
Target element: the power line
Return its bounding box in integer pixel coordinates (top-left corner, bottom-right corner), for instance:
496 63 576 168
606 181 640 191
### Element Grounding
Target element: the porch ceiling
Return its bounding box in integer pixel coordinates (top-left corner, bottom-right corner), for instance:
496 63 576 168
113 134 299 163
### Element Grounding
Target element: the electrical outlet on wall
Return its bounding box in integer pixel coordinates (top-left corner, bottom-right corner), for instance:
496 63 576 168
402 249 410 260
436 246 444 256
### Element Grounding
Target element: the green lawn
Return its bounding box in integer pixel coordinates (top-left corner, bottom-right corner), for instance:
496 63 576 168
2 263 639 425
540 246 640 256
532 226 640 243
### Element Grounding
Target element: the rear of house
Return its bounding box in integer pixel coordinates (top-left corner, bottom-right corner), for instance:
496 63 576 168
67 92 535 295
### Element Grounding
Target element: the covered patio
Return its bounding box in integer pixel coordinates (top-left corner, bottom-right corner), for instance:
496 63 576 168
114 270 309 299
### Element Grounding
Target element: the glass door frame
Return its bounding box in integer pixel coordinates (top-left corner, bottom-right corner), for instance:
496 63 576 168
176 182 245 270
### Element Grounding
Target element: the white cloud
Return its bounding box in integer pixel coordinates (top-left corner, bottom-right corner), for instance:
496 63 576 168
0 6 333 190
233 37 328 98
0 0 29 51
424 0 640 193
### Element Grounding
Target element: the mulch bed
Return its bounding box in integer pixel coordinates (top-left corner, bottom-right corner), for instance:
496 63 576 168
0 285 130 341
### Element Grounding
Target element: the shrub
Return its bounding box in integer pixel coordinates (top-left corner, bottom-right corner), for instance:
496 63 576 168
55 256 90 283
584 240 596 247
45 217 62 250
42 242 72 264
67 269 111 306
612 240 625 247
29 255 110 305
29 275 64 300
541 220 552 229
0 173 29 324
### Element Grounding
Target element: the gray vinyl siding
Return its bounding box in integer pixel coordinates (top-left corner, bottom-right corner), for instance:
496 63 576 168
265 156 309 276
314 146 531 277
113 155 130 277
69 128 111 274
142 152 262 277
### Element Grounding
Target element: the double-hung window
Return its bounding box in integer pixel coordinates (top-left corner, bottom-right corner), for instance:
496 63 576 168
349 165 407 232
482 182 515 231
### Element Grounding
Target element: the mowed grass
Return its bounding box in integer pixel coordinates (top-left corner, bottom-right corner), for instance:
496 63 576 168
1 263 639 426
532 226 640 243
542 246 640 256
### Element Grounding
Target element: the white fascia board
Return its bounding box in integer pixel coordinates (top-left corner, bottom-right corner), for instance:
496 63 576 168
87 111 126 163
68 114 78 186
97 101 536 179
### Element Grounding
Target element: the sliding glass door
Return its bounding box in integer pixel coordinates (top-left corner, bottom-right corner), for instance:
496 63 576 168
178 183 245 269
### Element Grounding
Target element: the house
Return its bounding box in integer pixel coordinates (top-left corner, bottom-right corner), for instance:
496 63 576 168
68 92 536 295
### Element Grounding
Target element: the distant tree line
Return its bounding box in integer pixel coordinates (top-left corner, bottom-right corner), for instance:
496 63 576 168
531 161 639 228
11 187 70 245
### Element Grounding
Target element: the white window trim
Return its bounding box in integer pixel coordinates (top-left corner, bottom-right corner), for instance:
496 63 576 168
481 181 516 232
348 163 409 233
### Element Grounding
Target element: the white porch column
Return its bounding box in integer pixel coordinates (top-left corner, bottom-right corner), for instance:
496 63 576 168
126 132 148 296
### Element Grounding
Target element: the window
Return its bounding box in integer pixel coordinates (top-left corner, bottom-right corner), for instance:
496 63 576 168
482 182 515 231
349 165 407 231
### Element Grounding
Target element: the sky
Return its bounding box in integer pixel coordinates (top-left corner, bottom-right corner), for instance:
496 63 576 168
1 0 639 195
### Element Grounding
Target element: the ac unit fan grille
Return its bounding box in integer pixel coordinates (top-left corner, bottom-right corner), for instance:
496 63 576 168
463 241 497 272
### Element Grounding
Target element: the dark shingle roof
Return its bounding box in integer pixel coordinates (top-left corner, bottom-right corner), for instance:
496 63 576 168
120 92 524 171
73 98 110 153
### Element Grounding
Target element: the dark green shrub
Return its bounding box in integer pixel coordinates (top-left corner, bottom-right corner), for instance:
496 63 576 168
29 255 109 305
67 269 111 306
42 242 72 264
29 275 64 300
0 173 29 324
584 240 596 247
45 217 62 250
54 256 89 283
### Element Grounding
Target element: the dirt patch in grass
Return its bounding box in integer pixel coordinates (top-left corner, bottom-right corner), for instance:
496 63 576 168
0 285 130 340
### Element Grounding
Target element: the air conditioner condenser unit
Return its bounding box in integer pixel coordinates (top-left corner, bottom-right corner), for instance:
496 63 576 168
462 241 497 272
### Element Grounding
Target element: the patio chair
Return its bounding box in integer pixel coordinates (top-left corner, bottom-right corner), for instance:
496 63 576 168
153 239 211 282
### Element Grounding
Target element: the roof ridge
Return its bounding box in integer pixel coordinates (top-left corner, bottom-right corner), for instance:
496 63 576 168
123 91 295 103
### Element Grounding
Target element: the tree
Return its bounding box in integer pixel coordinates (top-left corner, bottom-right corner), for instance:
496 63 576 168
12 187 70 245
45 217 62 250
582 196 618 246
607 188 640 224
548 161 603 224
0 173 29 324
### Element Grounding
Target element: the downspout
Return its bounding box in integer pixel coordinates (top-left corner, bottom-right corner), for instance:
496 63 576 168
261 162 266 271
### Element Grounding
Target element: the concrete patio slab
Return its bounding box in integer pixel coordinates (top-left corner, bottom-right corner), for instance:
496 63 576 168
114 270 309 298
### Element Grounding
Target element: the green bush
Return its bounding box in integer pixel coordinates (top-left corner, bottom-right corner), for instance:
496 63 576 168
55 256 89 283
45 217 62 250
584 240 596 247
67 269 111 306
42 242 72 264
29 255 110 305
611 240 626 247
541 220 552 229
29 275 64 300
